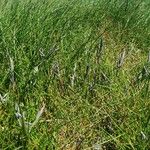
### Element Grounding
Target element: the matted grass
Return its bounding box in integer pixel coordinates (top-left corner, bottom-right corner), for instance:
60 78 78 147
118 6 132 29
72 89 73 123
0 0 150 149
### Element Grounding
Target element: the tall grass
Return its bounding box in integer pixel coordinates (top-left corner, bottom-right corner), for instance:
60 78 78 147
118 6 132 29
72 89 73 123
0 0 150 149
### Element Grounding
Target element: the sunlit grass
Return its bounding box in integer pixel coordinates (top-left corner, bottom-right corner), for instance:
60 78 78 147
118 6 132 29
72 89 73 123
0 0 149 149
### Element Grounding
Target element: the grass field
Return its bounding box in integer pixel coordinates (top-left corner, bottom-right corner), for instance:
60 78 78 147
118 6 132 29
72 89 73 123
0 0 150 149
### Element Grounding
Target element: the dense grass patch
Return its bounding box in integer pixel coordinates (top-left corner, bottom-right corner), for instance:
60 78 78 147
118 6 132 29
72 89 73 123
0 0 150 149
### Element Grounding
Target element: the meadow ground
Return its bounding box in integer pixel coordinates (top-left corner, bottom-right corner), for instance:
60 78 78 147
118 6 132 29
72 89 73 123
0 0 150 149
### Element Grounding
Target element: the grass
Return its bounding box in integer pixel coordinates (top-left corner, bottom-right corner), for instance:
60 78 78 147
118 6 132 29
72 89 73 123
0 0 150 149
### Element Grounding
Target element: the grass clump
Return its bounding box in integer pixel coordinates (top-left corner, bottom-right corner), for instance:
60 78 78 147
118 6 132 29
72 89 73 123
0 0 150 149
